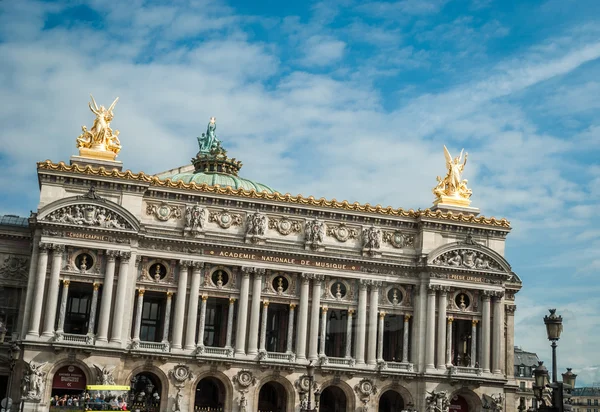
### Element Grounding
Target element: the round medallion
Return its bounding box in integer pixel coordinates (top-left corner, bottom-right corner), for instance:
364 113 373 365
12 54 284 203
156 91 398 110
280 220 291 231
387 288 403 305
68 366 75 373
272 276 289 294
455 292 470 310
158 206 169 218
212 270 229 288
330 282 347 299
75 253 94 271
221 214 231 224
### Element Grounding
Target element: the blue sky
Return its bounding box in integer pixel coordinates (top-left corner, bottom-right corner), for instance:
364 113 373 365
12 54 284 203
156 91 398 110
1 0 600 385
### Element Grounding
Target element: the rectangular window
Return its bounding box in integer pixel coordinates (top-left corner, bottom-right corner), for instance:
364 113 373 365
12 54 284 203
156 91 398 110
595 400 598 406
324 309 352 358
588 400 592 406
140 300 163 342
64 288 91 335
519 366 524 376
520 382 526 390
0 287 21 339
266 303 289 353
203 297 229 347
382 314 404 362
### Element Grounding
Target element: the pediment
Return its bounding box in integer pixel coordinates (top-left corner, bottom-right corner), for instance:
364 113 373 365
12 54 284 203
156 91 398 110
37 191 140 232
428 242 511 273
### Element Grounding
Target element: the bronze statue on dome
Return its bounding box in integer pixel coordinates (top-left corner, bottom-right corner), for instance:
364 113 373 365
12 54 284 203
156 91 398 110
197 117 226 156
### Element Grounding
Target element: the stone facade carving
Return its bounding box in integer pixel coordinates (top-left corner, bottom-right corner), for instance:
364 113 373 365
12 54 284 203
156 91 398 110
425 390 450 412
383 230 415 248
209 209 243 229
354 378 377 407
483 393 504 411
93 364 116 385
0 255 29 279
172 387 183 412
169 364 194 385
146 202 181 221
184 205 207 236
233 370 257 389
432 249 503 271
362 225 382 256
246 211 268 243
326 223 359 242
269 216 302 235
45 204 132 229
22 361 47 401
305 219 325 250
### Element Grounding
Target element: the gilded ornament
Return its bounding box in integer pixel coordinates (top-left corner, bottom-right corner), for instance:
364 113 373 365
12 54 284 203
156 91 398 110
209 209 243 229
76 95 121 161
326 223 358 242
146 202 182 221
433 146 472 207
269 217 302 235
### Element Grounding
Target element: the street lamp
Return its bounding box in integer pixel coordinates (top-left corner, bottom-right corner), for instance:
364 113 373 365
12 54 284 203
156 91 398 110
306 361 315 412
562 369 577 389
544 309 563 383
533 361 549 404
3 344 20 412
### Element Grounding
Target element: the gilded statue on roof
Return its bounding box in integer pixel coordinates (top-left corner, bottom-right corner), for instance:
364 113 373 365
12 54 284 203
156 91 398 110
433 146 472 207
76 95 121 160
197 117 225 156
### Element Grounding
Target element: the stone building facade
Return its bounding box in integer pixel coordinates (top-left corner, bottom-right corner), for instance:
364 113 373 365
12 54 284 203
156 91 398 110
0 113 522 412
513 346 540 411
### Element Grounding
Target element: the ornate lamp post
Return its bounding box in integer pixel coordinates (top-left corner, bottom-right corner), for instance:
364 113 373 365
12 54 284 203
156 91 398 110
544 309 563 383
533 361 549 405
4 344 20 412
306 361 315 412
562 369 577 389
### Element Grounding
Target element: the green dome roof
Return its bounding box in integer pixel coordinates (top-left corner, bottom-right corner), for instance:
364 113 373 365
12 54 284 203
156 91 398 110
168 170 275 193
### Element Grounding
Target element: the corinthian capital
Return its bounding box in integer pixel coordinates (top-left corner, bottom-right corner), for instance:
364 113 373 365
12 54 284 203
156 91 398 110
106 250 119 260
52 244 66 255
192 261 204 270
505 305 516 315
119 251 132 262
38 242 51 252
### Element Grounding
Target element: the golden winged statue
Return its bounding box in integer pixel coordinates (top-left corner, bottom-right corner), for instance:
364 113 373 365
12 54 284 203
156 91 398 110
76 94 121 160
433 145 472 207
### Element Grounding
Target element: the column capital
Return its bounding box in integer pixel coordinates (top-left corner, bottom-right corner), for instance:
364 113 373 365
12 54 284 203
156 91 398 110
229 297 236 304
192 261 204 270
179 259 193 267
321 306 328 313
493 291 505 299
242 266 265 276
263 300 269 307
62 279 70 286
106 250 119 260
447 316 454 324
427 284 438 294
52 244 66 254
472 319 479 325
348 308 355 315
289 303 297 310
38 242 51 252
379 311 386 319
93 283 100 291
505 304 516 315
137 289 145 296
166 291 174 298
359 279 369 290
404 314 411 322
201 294 208 301
119 251 132 262
482 290 493 299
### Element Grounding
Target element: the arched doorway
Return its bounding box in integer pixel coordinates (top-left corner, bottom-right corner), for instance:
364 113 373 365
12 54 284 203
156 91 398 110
258 381 287 412
450 394 470 412
195 377 225 411
319 386 347 412
379 390 405 412
50 365 87 406
129 372 161 412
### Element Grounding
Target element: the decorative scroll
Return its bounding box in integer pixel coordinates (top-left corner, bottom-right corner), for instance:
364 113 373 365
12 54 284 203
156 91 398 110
146 202 181 221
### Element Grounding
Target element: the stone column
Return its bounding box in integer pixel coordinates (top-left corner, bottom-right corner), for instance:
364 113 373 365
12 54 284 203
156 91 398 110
235 269 251 355
367 281 380 366
417 282 427 372
161 292 173 347
436 287 448 369
355 280 368 365
345 309 354 359
55 279 70 338
319 306 328 357
446 317 453 367
470 320 478 367
425 285 437 370
226 298 236 349
171 261 190 350
286 304 296 354
42 245 65 337
248 270 265 356
87 283 100 339
110 252 131 344
96 251 118 343
28 242 50 336
184 262 203 350
196 295 208 349
402 314 410 363
492 292 504 374
505 305 516 376
259 300 269 352
481 291 492 373
377 311 385 362
308 275 323 361
296 274 310 360
132 289 145 344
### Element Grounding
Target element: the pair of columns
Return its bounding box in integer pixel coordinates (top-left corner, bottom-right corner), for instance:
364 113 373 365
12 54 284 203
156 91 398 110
376 312 411 363
424 285 504 373
28 243 132 343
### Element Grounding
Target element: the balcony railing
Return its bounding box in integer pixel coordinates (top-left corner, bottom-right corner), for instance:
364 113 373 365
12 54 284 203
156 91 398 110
449 366 483 376
386 361 414 372
62 333 89 344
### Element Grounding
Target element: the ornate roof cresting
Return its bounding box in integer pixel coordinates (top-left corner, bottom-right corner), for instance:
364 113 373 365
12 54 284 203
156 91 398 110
37 160 512 228
76 94 121 161
433 145 472 208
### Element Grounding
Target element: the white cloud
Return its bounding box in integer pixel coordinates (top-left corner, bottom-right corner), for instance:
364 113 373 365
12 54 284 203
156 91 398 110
300 35 346 67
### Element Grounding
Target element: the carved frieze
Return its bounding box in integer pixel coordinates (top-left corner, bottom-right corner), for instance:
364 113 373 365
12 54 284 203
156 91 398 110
0 255 29 280
146 202 181 221
432 249 503 271
383 230 415 249
45 204 132 230
269 216 302 235
305 219 325 250
326 223 359 242
209 209 243 229
93 364 116 385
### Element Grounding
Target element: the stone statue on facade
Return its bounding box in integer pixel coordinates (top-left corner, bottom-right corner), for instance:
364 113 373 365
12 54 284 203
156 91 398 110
425 390 450 412
246 211 268 243
172 387 184 412
22 361 47 400
76 95 121 158
93 364 116 385
362 226 382 255
305 219 325 250
238 392 248 412
433 146 472 205
184 205 207 236
197 117 224 156
483 393 504 411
